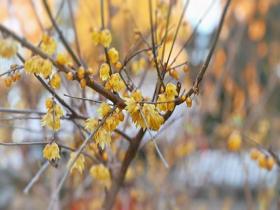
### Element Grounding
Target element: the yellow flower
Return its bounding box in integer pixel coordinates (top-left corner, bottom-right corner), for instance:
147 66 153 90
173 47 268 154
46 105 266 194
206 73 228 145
125 92 163 131
85 118 99 132
41 113 61 131
45 98 53 109
41 59 53 78
131 90 143 101
93 127 111 149
142 104 164 130
97 102 112 118
90 164 110 185
43 142 60 161
77 66 85 79
53 104 64 117
4 77 12 87
92 29 100 46
114 61 122 71
0 38 18 58
56 53 68 65
24 56 53 78
80 79 87 89
156 84 177 112
40 34 57 55
266 156 275 171
99 63 110 81
165 83 178 98
227 131 242 152
104 114 120 131
169 69 179 80
105 73 126 92
125 91 143 126
50 73 61 89
185 97 192 108
157 94 169 112
68 152 85 174
66 72 73 80
100 29 112 48
108 48 119 64
41 104 63 131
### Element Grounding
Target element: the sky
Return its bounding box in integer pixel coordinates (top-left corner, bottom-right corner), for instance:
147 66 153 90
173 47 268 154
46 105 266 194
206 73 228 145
185 0 222 35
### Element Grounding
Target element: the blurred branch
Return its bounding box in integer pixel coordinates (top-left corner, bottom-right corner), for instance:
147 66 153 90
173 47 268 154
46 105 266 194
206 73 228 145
23 161 49 194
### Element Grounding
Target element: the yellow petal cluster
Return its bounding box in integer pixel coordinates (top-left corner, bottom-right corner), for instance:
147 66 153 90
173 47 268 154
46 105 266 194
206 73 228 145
99 63 110 81
100 29 112 48
85 118 99 132
91 29 112 48
227 131 242 152
92 29 100 46
41 100 64 131
50 73 61 89
40 34 57 55
97 102 112 118
108 48 119 64
94 128 112 149
56 53 69 65
24 55 53 78
0 38 18 58
85 119 111 149
90 164 110 185
142 104 164 130
103 109 124 131
68 152 85 174
126 91 164 131
105 73 126 92
43 142 60 161
157 83 178 112
85 108 124 149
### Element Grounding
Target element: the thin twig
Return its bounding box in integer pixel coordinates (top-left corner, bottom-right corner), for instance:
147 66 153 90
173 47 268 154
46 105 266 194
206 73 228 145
23 161 49 194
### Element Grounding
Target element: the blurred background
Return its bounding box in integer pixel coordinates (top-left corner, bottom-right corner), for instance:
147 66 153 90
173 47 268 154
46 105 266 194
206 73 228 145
0 0 280 209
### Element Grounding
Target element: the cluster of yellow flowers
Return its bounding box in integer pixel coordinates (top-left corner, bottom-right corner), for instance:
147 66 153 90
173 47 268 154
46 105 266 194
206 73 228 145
24 55 53 78
250 148 275 171
93 28 122 71
104 73 126 92
85 103 124 149
68 152 85 174
41 98 64 131
90 164 110 185
43 142 60 161
40 34 57 55
0 37 18 58
227 130 242 152
92 28 112 48
125 91 164 131
157 83 178 112
99 63 125 93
